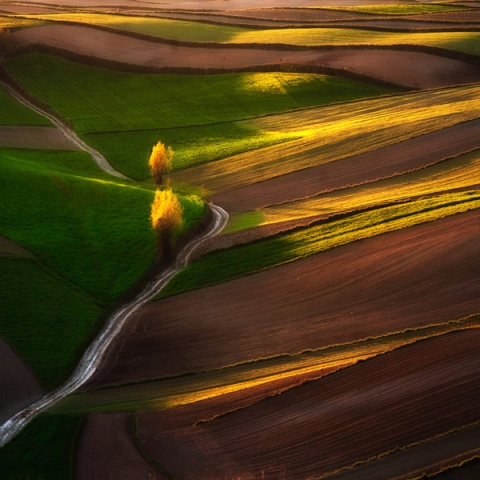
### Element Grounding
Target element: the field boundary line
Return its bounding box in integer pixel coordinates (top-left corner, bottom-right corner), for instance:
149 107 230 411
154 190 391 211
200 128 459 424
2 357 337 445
0 79 127 179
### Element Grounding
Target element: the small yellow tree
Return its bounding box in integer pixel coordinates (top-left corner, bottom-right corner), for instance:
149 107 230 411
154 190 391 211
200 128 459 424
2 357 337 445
148 141 174 185
150 188 183 259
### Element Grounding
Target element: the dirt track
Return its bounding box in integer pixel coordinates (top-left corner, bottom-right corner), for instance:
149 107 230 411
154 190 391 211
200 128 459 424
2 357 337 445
12 24 480 89
89 210 480 386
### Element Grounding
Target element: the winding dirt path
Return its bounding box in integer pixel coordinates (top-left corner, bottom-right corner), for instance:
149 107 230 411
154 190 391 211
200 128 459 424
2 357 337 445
0 80 126 179
0 82 229 447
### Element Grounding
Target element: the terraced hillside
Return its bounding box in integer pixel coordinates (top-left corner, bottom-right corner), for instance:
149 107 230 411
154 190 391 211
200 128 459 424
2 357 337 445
0 1 479 479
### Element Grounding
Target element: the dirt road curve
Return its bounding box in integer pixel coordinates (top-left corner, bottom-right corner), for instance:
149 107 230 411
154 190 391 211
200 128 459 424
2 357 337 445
0 80 126 178
0 81 229 446
12 24 480 89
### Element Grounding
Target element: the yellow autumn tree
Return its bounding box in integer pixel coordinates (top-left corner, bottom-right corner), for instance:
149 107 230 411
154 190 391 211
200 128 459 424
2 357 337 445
148 141 174 185
150 188 183 259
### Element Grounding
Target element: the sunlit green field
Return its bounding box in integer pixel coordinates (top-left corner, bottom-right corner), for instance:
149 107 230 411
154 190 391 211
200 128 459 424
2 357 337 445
6 53 395 179
0 147 205 388
22 13 480 56
173 83 480 192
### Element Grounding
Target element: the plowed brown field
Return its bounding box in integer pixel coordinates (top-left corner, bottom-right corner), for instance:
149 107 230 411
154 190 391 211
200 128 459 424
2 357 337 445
135 328 480 479
90 210 479 386
0 337 43 424
0 127 80 151
12 24 480 89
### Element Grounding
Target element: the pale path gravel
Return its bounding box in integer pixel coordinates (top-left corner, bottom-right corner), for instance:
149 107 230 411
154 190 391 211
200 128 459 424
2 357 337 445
0 80 229 446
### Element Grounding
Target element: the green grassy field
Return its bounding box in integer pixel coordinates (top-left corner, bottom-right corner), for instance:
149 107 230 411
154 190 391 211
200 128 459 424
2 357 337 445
23 13 480 56
0 147 206 388
0 414 82 480
5 53 395 179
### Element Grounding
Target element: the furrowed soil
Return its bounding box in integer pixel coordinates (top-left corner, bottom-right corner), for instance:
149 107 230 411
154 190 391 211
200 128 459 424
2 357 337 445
135 328 480 479
88 210 479 386
212 118 480 214
75 412 166 480
11 24 480 89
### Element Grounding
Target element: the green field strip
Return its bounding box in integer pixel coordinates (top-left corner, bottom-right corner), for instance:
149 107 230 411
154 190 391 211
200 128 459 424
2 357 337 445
56 315 479 413
173 84 480 193
159 191 480 298
5 53 394 133
229 149 480 231
320 5 472 16
0 16 44 30
0 82 51 127
22 13 480 56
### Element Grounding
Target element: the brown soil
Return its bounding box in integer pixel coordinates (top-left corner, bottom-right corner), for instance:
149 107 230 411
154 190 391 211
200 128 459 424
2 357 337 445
0 236 35 258
212 118 480 214
0 337 43 424
89 210 480 386
136 328 480 479
75 412 166 480
0 126 81 151
11 24 480 89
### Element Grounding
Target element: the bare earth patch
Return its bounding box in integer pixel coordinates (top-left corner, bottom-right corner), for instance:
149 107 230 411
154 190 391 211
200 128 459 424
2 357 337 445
0 126 81 151
0 337 43 424
136 328 480 479
89 210 479 386
75 412 166 480
11 24 480 89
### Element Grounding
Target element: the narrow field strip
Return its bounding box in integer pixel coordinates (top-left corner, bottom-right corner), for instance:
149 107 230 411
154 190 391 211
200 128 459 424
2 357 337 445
57 315 480 413
173 84 480 192
229 148 480 230
322 422 480 480
160 191 480 298
0 126 81 150
19 13 480 56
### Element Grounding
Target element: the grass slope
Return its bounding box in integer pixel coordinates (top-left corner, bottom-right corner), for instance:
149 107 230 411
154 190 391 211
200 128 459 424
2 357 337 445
0 147 205 387
0 414 82 480
5 53 395 179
